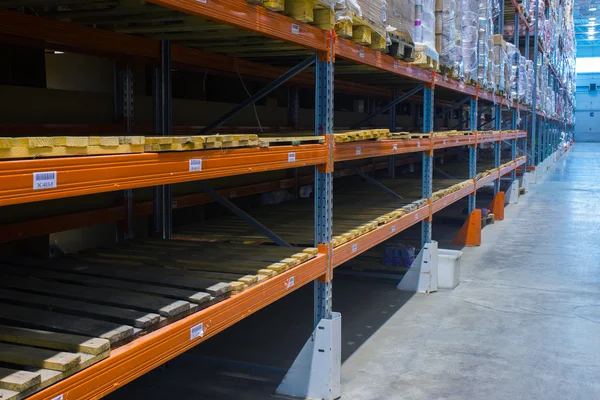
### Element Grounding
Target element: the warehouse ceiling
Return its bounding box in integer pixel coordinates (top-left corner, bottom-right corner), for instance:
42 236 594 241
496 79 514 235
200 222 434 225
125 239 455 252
574 0 600 47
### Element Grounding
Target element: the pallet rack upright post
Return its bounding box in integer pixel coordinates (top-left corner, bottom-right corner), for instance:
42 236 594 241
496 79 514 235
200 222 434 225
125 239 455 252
421 84 434 246
468 97 478 214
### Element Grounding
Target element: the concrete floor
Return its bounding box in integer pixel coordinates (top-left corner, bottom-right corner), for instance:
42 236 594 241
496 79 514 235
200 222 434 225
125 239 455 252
108 143 600 400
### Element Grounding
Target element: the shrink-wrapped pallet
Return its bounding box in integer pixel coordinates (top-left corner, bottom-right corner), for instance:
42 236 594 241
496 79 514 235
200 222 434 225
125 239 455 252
491 35 506 92
506 43 518 100
526 59 534 105
387 0 415 42
436 0 460 75
414 0 435 47
355 0 388 43
518 55 527 102
459 0 479 82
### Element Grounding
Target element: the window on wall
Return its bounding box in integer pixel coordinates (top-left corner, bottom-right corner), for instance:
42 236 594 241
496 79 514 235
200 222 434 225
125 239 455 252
576 57 600 73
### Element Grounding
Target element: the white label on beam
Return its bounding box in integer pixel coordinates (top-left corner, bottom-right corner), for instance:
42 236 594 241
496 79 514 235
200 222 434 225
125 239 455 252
417 142 421 148
291 23 300 34
415 213 419 220
288 152 296 162
189 159 202 171
391 225 396 233
352 244 358 253
33 171 57 190
197 0 207 3
393 144 398 151
394 60 398 69
190 323 204 340
359 49 365 58
230 191 237 198
356 146 361 155
51 395 64 400
285 276 295 289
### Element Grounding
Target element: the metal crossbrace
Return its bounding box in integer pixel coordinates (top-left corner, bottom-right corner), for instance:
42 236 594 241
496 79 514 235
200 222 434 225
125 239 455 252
468 97 477 213
351 84 424 129
201 54 316 134
314 52 334 325
435 167 455 179
435 96 470 118
421 86 434 246
344 164 404 200
198 181 292 247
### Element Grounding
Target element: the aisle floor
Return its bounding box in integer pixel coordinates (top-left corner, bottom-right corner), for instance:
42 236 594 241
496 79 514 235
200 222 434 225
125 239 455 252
108 143 600 400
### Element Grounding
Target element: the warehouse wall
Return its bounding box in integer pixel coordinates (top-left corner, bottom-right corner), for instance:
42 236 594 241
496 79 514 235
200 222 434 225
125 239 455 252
575 73 600 142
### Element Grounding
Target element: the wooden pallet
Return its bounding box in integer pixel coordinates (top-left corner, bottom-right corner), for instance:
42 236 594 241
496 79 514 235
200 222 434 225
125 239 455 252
334 129 390 143
388 32 415 62
0 327 109 400
388 132 430 139
258 136 325 147
411 44 439 71
0 136 145 159
249 0 336 30
335 15 387 51
145 134 260 152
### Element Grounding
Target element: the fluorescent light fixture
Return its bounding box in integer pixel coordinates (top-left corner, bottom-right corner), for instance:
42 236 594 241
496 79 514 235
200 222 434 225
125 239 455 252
54 51 64 54
590 17 597 20
590 7 597 11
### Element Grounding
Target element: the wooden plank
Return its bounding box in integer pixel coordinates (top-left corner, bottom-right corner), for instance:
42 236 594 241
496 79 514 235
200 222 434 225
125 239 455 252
0 303 133 345
10 351 110 400
0 325 109 355
0 288 160 329
7 258 231 297
0 343 80 372
0 368 41 392
0 144 144 159
0 264 211 306
0 276 190 319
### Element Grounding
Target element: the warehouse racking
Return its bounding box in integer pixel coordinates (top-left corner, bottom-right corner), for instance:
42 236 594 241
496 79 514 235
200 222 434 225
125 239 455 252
0 0 573 397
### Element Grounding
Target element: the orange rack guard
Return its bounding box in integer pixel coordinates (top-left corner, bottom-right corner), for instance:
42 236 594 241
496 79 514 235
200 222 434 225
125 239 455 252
452 209 482 247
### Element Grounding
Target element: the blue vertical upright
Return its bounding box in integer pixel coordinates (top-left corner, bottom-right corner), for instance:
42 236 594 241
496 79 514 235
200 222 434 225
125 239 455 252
531 0 540 165
468 97 477 213
314 51 333 327
421 84 434 246
493 105 501 194
512 12 519 182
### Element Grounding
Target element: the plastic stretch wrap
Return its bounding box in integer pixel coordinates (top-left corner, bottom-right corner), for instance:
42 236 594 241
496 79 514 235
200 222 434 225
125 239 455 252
506 43 518 100
526 59 534 105
518 55 527 102
387 0 415 41
414 0 435 47
437 0 460 74
459 0 478 81
335 0 360 24
492 39 506 92
477 0 493 88
355 0 388 39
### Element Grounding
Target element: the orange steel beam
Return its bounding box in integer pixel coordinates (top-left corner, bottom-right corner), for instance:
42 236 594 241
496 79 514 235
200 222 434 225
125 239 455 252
147 0 328 50
0 10 387 98
431 183 475 213
28 253 328 400
0 144 327 207
509 0 532 30
332 207 428 267
0 155 433 243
